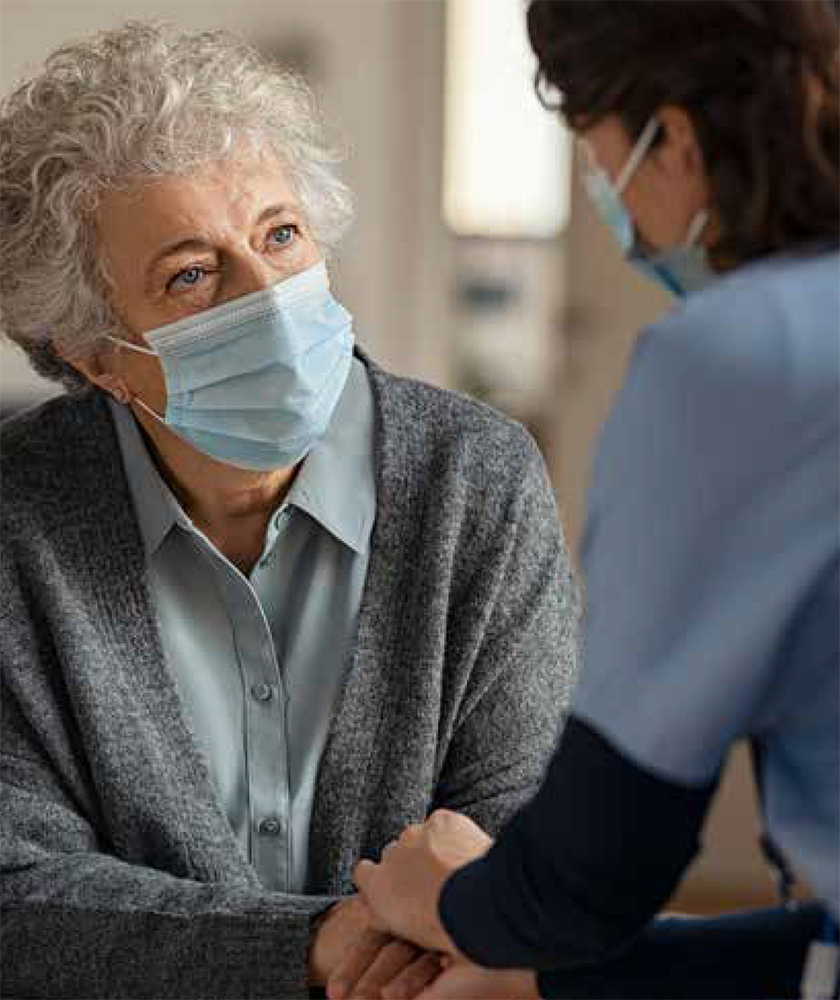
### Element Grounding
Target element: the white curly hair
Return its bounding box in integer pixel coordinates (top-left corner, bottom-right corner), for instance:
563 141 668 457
0 20 355 391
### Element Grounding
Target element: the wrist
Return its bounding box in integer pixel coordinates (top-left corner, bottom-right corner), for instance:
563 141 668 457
307 902 337 985
521 969 541 999
433 873 462 957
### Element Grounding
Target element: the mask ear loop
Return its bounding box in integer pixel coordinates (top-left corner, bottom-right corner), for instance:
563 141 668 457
105 334 156 356
131 395 167 424
104 335 166 422
684 208 709 249
614 116 661 195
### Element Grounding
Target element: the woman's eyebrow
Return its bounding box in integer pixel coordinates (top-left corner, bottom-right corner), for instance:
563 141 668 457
147 237 210 272
145 203 302 277
254 202 300 225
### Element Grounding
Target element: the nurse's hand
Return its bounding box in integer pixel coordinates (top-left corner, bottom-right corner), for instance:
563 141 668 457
354 810 493 955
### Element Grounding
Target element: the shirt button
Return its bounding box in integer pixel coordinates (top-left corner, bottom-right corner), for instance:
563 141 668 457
259 817 282 836
251 682 274 702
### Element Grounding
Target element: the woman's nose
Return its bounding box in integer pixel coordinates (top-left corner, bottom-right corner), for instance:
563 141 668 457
218 253 282 302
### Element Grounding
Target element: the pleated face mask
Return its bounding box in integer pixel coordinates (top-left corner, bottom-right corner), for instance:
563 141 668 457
582 117 715 298
107 260 354 471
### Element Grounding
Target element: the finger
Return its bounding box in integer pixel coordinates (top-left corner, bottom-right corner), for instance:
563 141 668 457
349 940 419 999
381 953 444 1000
353 860 379 903
326 928 390 1000
353 861 395 933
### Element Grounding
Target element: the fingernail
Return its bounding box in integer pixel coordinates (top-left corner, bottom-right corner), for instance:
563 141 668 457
331 981 348 999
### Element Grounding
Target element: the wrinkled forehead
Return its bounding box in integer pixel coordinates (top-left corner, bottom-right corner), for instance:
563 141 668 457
94 152 302 263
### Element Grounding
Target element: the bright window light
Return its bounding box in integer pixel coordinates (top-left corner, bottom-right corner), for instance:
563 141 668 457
443 0 571 239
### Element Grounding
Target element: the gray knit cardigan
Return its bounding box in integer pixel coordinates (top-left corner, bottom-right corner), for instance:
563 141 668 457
1 355 578 999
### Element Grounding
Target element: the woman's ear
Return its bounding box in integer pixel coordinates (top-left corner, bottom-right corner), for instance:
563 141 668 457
54 339 131 403
96 376 132 404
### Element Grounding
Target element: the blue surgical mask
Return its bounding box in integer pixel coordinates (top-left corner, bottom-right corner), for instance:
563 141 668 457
107 260 354 471
582 116 715 297
626 209 713 297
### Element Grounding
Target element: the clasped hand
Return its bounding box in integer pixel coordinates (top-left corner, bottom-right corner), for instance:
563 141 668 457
310 810 538 999
309 893 444 999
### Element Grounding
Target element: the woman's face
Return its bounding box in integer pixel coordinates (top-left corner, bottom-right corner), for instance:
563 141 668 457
579 107 712 252
76 151 321 415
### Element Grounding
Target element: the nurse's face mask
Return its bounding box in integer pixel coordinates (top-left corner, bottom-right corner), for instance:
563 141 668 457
581 116 714 297
107 260 354 471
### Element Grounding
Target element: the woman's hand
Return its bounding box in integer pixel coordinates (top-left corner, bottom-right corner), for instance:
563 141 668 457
309 897 365 985
327 936 443 999
354 810 493 954
384 957 540 1000
309 894 443 999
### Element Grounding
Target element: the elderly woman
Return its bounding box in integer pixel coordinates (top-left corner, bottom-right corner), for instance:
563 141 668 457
0 20 577 1000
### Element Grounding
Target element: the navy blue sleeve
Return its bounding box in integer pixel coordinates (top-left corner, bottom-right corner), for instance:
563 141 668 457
438 715 717 971
537 903 825 998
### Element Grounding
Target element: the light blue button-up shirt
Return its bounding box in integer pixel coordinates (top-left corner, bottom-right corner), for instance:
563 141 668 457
108 357 376 892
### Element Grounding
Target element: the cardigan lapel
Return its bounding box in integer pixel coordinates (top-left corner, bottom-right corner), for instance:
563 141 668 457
55 388 259 886
305 355 426 894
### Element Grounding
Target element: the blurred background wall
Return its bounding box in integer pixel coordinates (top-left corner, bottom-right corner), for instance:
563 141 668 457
0 0 783 913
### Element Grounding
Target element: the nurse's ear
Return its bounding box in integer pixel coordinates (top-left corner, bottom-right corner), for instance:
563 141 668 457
632 103 715 251
650 105 709 194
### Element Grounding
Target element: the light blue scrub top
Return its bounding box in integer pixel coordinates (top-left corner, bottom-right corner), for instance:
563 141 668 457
108 357 376 893
575 249 840 916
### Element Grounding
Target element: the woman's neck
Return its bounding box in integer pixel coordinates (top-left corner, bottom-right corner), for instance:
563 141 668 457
132 402 299 572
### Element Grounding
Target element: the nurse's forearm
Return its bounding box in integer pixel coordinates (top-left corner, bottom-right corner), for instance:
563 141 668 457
438 715 717 971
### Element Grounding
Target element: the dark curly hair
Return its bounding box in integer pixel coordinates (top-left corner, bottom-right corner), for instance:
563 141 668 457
527 0 840 270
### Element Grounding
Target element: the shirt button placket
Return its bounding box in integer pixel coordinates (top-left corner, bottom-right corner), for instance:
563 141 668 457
233 577 290 892
251 682 274 702
258 817 282 837
258 550 276 570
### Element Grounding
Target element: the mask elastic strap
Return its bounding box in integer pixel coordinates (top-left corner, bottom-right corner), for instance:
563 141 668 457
106 334 156 356
614 116 661 195
684 208 709 249
104 335 166 420
132 395 166 423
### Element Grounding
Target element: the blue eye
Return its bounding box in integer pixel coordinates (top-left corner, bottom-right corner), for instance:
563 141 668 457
269 224 296 247
169 266 206 290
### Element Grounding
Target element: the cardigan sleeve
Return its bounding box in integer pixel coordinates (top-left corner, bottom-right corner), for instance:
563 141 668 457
429 431 579 835
0 554 336 1000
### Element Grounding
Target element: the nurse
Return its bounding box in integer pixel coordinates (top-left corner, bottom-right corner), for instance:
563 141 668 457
352 1 840 998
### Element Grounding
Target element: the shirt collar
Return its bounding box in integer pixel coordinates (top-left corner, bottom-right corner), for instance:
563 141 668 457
108 395 183 557
285 357 376 554
108 356 376 559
